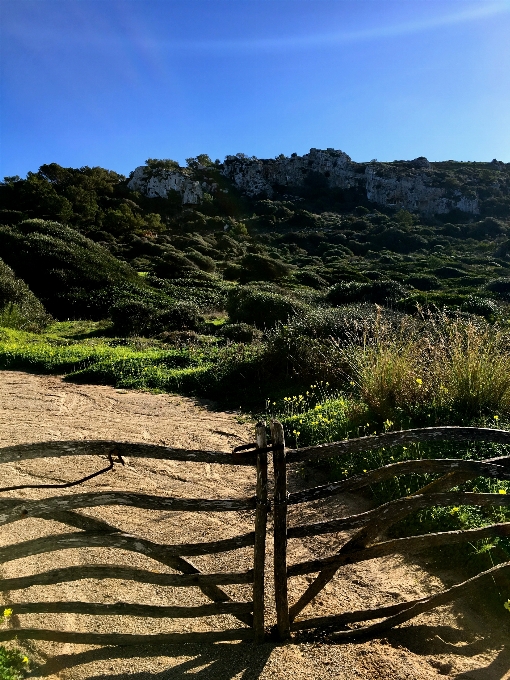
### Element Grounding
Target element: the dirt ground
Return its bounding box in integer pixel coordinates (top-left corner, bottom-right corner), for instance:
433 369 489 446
0 370 508 680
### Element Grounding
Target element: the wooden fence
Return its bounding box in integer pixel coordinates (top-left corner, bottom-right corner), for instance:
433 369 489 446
271 424 510 641
1 425 510 645
0 432 269 645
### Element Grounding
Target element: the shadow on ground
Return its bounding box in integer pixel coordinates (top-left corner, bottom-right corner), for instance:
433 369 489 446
32 642 274 679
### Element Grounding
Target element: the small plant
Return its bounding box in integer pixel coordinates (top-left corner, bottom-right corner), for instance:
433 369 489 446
0 646 29 680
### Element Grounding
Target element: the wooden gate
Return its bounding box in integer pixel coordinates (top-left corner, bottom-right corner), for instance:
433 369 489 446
2 425 510 645
0 434 269 645
270 424 510 641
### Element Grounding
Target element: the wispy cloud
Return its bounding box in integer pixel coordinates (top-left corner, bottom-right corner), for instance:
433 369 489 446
178 1 510 53
4 1 509 55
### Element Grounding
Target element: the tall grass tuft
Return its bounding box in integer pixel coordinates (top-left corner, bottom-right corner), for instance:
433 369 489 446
334 312 510 426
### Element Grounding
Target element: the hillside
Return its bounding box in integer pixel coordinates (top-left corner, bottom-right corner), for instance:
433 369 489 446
1 150 510 410
1 152 510 667
1 150 510 332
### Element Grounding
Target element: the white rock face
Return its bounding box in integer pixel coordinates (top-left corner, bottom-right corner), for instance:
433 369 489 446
128 166 203 204
221 149 480 215
364 165 479 215
222 148 359 199
128 150 483 215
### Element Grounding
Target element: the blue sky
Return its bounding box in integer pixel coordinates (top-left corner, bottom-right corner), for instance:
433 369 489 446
1 0 509 178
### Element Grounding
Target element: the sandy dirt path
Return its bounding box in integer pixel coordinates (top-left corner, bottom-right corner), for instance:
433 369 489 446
0 371 508 680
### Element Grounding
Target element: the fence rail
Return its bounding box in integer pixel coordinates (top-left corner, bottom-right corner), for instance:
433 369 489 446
274 425 510 639
1 425 509 644
0 433 269 643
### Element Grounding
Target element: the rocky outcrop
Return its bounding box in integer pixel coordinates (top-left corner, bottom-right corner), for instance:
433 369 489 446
127 166 203 204
222 148 361 198
221 149 480 215
127 149 503 215
364 165 479 215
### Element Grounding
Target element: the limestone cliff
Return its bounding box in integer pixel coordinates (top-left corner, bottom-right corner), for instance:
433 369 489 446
127 166 203 204
222 149 480 215
128 149 510 215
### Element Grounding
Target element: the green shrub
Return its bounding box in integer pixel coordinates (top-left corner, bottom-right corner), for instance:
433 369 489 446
153 251 198 279
218 322 262 343
485 277 510 299
293 269 328 289
110 300 201 336
434 265 466 279
155 302 201 332
469 217 507 239
109 300 159 336
406 274 440 291
0 219 143 318
238 253 291 283
368 228 427 253
461 296 498 318
0 645 29 680
184 249 216 273
327 280 407 306
226 286 305 327
0 258 50 331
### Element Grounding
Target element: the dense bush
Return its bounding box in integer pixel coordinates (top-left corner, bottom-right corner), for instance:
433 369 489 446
109 300 159 336
238 253 291 283
293 269 328 289
406 275 440 291
156 302 201 332
226 286 305 327
327 280 407 306
0 219 145 318
0 258 50 331
461 296 498 318
152 251 199 279
218 322 262 343
110 299 201 336
485 277 510 299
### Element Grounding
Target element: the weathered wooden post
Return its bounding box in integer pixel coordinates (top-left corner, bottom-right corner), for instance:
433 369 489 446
271 420 290 640
253 421 269 642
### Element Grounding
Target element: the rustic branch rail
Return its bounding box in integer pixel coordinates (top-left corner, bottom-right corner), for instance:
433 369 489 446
286 426 510 464
0 441 257 466
2 425 509 645
0 433 264 642
282 426 510 638
288 491 510 540
327 560 510 640
0 530 256 566
0 492 256 526
288 522 510 577
292 560 510 635
288 459 510 505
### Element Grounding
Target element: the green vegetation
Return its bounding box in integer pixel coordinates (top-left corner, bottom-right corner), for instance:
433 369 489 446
0 612 29 680
1 154 510 582
0 646 28 680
